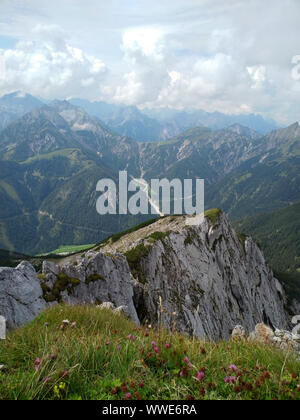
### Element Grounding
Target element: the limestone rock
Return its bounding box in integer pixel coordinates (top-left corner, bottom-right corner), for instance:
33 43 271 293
248 323 275 343
124 213 289 340
231 325 246 340
42 252 140 325
114 305 129 316
0 261 46 330
0 316 6 339
98 302 115 310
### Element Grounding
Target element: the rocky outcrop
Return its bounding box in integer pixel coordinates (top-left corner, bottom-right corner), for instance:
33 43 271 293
126 213 289 340
41 252 140 325
0 213 293 338
232 322 300 356
0 261 46 329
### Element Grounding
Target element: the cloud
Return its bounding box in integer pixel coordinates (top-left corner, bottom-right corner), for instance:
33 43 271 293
0 23 108 99
0 0 299 123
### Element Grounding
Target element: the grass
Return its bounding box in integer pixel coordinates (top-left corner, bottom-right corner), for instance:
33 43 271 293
39 244 96 256
109 218 160 243
205 208 222 224
0 305 299 400
124 243 151 284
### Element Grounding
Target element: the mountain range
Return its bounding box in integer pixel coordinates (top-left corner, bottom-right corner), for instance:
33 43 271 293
0 93 299 276
0 91 279 142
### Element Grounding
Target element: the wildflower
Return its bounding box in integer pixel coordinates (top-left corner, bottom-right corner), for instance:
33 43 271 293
138 382 144 388
180 367 188 378
165 342 171 349
229 364 238 372
58 370 69 379
151 341 157 347
183 356 190 364
42 376 51 383
125 392 131 399
207 382 217 390
154 346 159 354
34 358 41 371
105 341 110 346
121 385 128 393
71 322 77 329
291 373 297 380
186 395 195 400
224 376 237 384
196 371 205 381
245 383 253 391
199 386 206 397
234 386 242 394
264 372 271 380
116 344 121 350
49 354 57 360
201 348 206 355
127 334 137 341
133 391 142 400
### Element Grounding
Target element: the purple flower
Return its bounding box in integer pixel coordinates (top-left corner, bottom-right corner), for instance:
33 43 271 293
196 371 205 381
229 364 238 372
165 342 171 349
127 334 137 341
224 376 237 384
34 358 41 371
154 346 159 354
184 356 190 364
125 392 131 399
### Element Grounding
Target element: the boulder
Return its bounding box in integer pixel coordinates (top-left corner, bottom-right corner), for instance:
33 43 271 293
0 261 46 330
248 323 274 343
231 325 246 340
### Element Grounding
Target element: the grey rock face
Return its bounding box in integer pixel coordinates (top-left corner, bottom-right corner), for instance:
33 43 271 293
0 316 5 339
130 213 289 339
41 252 140 325
0 261 46 329
0 213 292 339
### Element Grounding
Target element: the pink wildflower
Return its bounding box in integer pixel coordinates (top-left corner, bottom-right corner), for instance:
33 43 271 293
165 342 171 349
229 364 238 372
224 376 237 384
196 371 205 381
34 358 41 371
125 392 131 399
154 346 159 354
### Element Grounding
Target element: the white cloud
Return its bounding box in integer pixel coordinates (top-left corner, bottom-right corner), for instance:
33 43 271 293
0 24 108 99
0 0 299 123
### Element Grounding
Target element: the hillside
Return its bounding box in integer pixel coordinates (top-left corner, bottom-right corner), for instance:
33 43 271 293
206 123 300 219
0 97 299 256
234 202 300 273
0 304 299 400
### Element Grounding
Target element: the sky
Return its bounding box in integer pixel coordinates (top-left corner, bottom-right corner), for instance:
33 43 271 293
0 0 299 124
